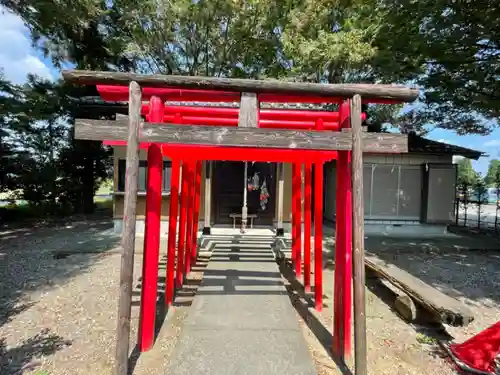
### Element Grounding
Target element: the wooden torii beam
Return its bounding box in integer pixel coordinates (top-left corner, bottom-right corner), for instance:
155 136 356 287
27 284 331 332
63 70 419 375
62 70 419 102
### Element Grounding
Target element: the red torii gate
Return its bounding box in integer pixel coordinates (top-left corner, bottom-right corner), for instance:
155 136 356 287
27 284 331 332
63 70 418 375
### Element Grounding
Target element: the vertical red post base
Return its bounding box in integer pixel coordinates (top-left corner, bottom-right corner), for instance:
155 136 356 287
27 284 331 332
447 321 500 374
138 143 163 352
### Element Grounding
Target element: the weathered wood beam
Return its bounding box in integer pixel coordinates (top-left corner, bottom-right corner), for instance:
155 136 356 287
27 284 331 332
238 92 258 232
238 92 259 128
351 94 367 375
62 70 419 102
115 82 141 375
74 119 408 153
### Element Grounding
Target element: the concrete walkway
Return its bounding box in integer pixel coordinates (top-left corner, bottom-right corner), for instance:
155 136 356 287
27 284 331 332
166 236 316 375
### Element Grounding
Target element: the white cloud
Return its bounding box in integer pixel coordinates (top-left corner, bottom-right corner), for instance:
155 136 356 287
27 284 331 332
0 9 54 83
437 139 450 144
484 139 500 148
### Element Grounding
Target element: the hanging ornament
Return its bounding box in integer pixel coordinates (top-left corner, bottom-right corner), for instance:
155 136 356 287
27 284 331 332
247 172 260 191
259 178 270 210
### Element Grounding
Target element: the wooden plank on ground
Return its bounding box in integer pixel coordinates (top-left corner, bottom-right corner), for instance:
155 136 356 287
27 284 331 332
74 119 408 153
62 70 419 102
365 254 474 327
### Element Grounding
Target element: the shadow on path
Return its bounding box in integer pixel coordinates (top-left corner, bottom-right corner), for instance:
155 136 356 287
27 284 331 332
279 259 353 375
127 253 210 374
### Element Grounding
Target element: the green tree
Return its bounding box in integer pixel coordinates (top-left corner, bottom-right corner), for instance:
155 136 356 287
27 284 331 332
0 72 23 193
485 159 500 187
380 0 500 135
457 157 479 186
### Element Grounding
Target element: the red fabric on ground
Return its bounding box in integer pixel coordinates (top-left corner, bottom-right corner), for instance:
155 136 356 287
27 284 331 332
449 321 500 373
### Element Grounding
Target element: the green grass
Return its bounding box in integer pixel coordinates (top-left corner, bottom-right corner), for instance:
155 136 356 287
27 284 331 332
95 179 113 195
416 332 437 345
95 197 113 211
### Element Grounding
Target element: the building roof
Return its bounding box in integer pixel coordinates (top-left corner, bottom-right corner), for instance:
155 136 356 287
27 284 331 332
408 133 483 160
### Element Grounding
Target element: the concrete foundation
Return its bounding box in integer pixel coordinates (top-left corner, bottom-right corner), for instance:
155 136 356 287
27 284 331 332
113 218 449 237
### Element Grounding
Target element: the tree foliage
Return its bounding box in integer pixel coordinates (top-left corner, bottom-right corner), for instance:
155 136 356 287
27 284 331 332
0 70 111 213
1 0 500 219
485 159 500 187
380 0 500 135
457 157 479 186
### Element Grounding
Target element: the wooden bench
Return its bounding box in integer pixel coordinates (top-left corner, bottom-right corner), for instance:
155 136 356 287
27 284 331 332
365 254 474 327
229 213 258 229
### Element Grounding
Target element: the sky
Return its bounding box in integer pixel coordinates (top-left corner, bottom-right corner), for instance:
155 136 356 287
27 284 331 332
0 7 499 175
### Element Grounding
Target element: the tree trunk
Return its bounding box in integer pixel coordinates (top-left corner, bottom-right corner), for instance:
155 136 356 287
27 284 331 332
82 155 95 214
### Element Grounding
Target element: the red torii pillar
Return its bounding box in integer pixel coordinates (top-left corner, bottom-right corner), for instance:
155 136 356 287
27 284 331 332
314 118 325 311
165 159 180 306
333 100 353 359
176 162 189 287
292 163 302 277
191 161 203 264
314 160 324 311
303 162 312 291
184 162 195 274
138 96 164 352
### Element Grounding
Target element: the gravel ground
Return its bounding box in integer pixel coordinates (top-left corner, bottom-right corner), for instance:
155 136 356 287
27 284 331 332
284 233 500 375
1 221 499 375
0 219 209 375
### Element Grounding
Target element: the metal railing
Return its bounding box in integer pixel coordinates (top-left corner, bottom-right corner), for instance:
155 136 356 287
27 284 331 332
455 197 500 233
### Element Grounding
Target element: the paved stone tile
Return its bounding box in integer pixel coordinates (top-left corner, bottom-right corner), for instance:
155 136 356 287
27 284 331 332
166 242 316 375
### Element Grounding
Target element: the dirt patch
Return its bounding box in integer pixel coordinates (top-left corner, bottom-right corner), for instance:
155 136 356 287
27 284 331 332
279 233 500 375
0 220 211 375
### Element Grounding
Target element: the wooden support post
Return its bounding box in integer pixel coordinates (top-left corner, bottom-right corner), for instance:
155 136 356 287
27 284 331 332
351 94 367 375
138 143 163 352
304 162 312 292
184 162 195 274
115 81 141 375
334 100 353 359
191 160 202 262
238 92 259 128
276 162 284 237
176 162 189 288
292 163 302 273
202 161 212 235
314 161 324 311
242 161 248 233
239 92 258 233
166 159 180 306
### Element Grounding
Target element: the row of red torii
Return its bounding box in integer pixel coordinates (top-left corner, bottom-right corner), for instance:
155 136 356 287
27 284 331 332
63 70 418 375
